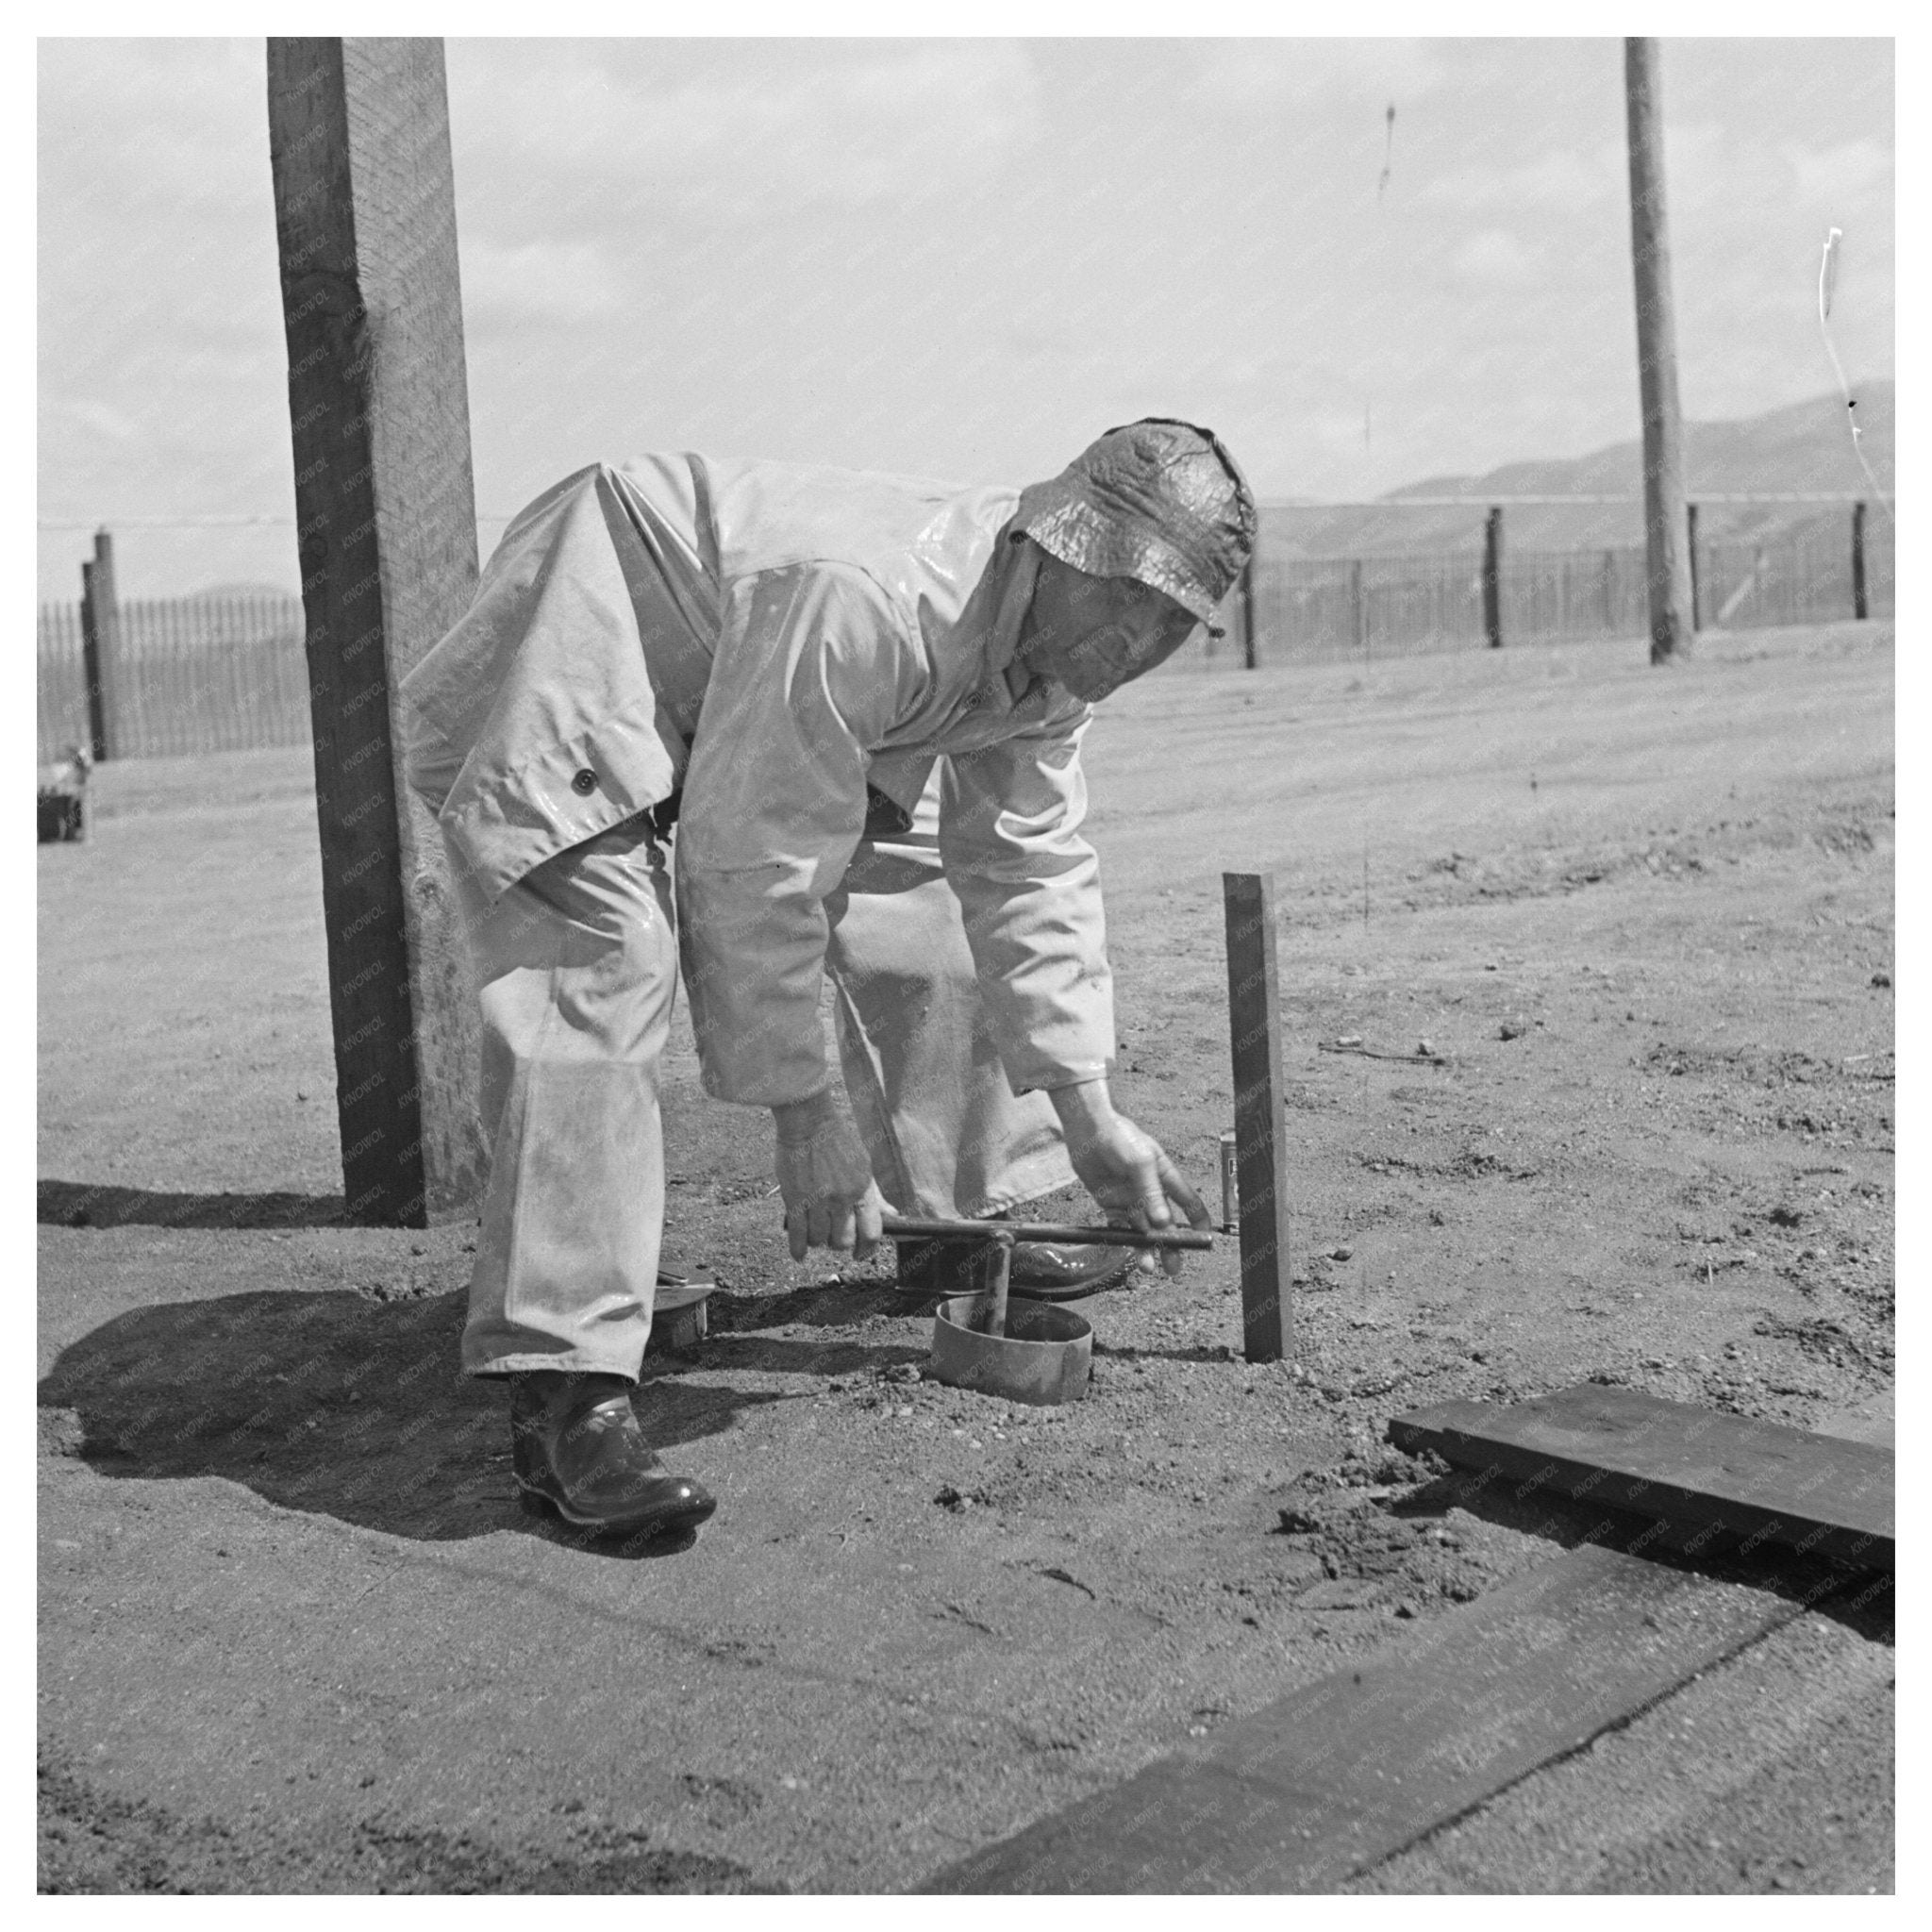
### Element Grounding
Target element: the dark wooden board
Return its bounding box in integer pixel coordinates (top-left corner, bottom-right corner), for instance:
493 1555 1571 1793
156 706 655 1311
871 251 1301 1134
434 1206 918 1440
1223 872 1289 1362
921 1542 1808 1892
1388 1382 1891 1573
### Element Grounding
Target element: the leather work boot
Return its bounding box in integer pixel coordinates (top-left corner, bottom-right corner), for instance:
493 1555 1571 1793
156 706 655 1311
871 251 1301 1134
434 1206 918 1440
895 1213 1136 1303
509 1371 716 1538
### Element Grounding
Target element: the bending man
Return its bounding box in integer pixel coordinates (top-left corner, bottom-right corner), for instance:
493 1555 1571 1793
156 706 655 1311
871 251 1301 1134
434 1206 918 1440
402 417 1257 1538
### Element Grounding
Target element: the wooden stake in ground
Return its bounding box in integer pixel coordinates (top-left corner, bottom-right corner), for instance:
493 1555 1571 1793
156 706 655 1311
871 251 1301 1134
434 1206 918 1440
267 38 484 1225
78 530 122 762
1686 500 1702 629
1223 872 1290 1363
1624 37 1696 666
1481 506 1503 649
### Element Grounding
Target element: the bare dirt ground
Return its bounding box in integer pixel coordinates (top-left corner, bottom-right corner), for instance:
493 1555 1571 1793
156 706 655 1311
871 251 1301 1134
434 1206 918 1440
38 619 1893 1893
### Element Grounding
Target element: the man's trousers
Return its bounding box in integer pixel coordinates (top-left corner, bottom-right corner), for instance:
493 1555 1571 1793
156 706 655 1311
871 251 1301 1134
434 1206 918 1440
446 783 1075 1380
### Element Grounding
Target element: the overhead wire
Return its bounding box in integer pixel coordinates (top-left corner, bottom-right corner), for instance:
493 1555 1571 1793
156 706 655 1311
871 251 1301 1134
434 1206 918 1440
37 512 519 530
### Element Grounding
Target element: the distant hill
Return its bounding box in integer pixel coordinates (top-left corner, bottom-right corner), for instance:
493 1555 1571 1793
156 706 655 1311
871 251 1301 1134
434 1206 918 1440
1268 381 1893 558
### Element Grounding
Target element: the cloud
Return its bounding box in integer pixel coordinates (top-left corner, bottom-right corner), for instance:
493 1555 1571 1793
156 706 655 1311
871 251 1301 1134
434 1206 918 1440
1413 118 1878 243
1784 137 1891 207
1655 120 1730 199
32 37 1898 599
1453 228 1539 289
449 40 1044 225
1183 37 1449 108
461 239 630 325
54 397 143 443
39 39 270 221
1419 144 1622 214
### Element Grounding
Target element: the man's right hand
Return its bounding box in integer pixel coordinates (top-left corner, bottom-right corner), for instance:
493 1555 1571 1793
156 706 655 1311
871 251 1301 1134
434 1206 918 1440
771 1089 885 1262
1047 1076 1211 1277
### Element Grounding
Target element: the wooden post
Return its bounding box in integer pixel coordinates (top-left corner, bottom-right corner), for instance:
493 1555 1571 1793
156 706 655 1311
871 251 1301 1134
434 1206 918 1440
268 38 484 1226
1241 561 1258 671
1601 547 1617 633
1482 507 1504 648
1223 872 1290 1364
1686 501 1701 630
1349 559 1366 662
1852 501 1868 620
79 562 104 762
1624 38 1695 665
78 530 123 760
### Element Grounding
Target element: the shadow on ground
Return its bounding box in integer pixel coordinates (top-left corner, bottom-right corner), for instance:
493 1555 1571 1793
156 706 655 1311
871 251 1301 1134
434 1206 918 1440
38 1179 346 1230
37 1285 917 1548
1385 1472 1895 1644
36 1744 777 1894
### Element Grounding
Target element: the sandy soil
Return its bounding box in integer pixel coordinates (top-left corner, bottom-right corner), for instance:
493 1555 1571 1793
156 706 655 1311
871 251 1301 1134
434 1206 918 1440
38 619 1892 1892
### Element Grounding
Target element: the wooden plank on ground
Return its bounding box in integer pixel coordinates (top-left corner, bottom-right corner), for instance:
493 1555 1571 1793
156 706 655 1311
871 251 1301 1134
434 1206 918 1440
922 1542 1816 1893
1387 1382 1892 1573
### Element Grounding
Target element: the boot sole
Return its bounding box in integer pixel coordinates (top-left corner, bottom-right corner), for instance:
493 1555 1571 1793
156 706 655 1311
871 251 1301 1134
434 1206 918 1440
894 1233 1141 1304
893 1259 1141 1304
516 1481 716 1539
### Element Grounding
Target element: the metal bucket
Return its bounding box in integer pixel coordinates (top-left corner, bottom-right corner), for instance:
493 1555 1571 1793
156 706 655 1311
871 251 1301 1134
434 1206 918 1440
646 1277 711 1355
928 1294 1093 1407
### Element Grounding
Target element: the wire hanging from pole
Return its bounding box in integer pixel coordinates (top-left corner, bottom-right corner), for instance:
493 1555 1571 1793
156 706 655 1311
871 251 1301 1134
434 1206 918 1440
1815 227 1891 525
1365 102 1396 457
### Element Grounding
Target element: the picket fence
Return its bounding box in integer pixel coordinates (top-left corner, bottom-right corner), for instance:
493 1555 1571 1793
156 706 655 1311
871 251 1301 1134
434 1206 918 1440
38 518 1894 762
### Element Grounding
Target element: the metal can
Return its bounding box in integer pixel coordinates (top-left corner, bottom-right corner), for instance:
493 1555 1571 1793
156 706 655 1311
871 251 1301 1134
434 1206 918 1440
1219 1129 1239 1234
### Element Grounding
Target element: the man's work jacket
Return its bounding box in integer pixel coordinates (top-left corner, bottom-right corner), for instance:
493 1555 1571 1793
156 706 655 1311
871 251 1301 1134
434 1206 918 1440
400 455 1115 1109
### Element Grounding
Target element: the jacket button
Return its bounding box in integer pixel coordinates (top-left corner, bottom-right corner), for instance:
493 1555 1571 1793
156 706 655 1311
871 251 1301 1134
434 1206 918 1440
571 768 598 796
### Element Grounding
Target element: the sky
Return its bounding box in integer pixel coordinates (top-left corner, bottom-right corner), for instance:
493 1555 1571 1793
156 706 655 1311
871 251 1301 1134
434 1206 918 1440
36 35 1894 600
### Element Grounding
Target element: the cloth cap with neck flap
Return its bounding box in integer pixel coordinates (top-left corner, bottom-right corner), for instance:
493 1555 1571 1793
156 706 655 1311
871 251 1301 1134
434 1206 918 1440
1010 417 1257 640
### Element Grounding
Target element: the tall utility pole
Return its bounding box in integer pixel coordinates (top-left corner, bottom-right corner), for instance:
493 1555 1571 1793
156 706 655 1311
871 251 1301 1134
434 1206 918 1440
1624 37 1695 665
268 38 485 1225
